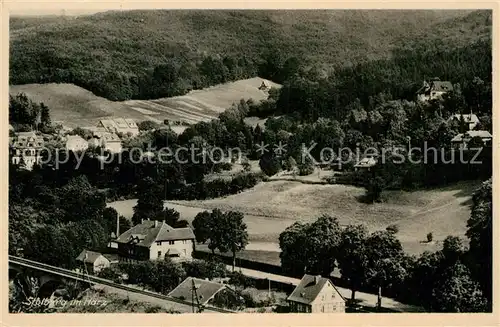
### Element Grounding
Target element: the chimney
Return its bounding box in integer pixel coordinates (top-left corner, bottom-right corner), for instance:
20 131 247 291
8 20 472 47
154 220 158 228
141 218 144 224
314 275 320 285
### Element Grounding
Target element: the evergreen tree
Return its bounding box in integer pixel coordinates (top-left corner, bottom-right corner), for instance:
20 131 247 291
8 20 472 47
132 177 164 225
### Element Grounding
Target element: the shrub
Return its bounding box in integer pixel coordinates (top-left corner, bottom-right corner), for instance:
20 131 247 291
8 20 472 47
386 224 399 234
97 267 122 283
181 259 227 280
138 120 160 131
228 271 256 289
219 162 233 171
241 292 257 307
211 289 245 310
364 176 385 203
259 153 281 176
242 161 252 172
297 157 314 176
144 305 163 313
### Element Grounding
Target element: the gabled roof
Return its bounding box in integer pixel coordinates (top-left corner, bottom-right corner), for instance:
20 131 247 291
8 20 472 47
417 80 453 94
287 274 344 305
113 118 129 129
124 118 138 128
451 130 492 142
17 131 37 138
449 114 480 124
76 250 108 264
354 157 377 168
99 119 118 131
11 132 44 149
467 130 492 138
156 223 195 241
167 277 226 305
430 81 453 92
99 118 139 131
116 220 195 248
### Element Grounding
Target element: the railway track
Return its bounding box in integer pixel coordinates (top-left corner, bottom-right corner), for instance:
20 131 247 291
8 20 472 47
9 255 234 313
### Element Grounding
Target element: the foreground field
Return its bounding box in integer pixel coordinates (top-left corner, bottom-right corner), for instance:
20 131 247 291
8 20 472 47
109 180 480 256
9 77 280 129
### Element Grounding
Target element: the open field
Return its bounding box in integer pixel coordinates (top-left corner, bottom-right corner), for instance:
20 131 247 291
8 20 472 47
108 179 480 256
9 77 280 130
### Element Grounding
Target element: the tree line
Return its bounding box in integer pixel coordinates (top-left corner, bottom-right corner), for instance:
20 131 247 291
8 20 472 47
9 93 52 133
278 179 492 312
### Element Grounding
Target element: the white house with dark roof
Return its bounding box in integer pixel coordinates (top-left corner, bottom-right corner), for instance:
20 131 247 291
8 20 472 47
76 250 110 274
115 219 195 262
9 131 44 170
88 131 122 153
354 155 378 172
65 135 89 152
287 274 345 313
448 113 480 131
416 79 453 102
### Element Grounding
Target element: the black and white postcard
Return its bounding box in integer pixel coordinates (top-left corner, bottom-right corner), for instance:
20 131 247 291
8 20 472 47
3 1 498 326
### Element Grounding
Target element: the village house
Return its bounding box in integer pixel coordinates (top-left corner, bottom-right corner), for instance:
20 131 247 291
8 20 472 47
9 131 44 170
115 219 195 262
448 112 480 131
88 131 123 153
451 130 492 149
76 250 111 274
96 118 139 137
65 135 89 152
287 274 346 313
168 277 230 307
354 154 378 172
416 79 453 102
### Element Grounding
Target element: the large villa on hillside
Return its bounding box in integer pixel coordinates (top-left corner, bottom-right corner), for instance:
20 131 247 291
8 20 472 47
416 79 453 102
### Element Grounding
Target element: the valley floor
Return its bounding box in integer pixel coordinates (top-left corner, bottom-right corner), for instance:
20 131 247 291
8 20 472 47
109 179 479 256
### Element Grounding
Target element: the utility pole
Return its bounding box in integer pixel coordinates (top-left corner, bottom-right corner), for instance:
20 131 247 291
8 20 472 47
191 280 195 313
191 279 203 313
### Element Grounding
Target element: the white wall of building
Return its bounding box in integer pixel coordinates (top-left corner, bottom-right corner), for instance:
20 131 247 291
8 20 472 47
66 139 89 152
310 282 345 313
149 239 194 260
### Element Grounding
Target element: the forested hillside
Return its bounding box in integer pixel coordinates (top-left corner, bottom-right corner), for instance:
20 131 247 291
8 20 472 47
10 10 490 101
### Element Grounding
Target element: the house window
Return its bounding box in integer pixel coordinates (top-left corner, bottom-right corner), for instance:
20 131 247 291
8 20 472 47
183 249 187 255
156 241 161 246
169 241 174 245
158 251 162 258
321 305 324 312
